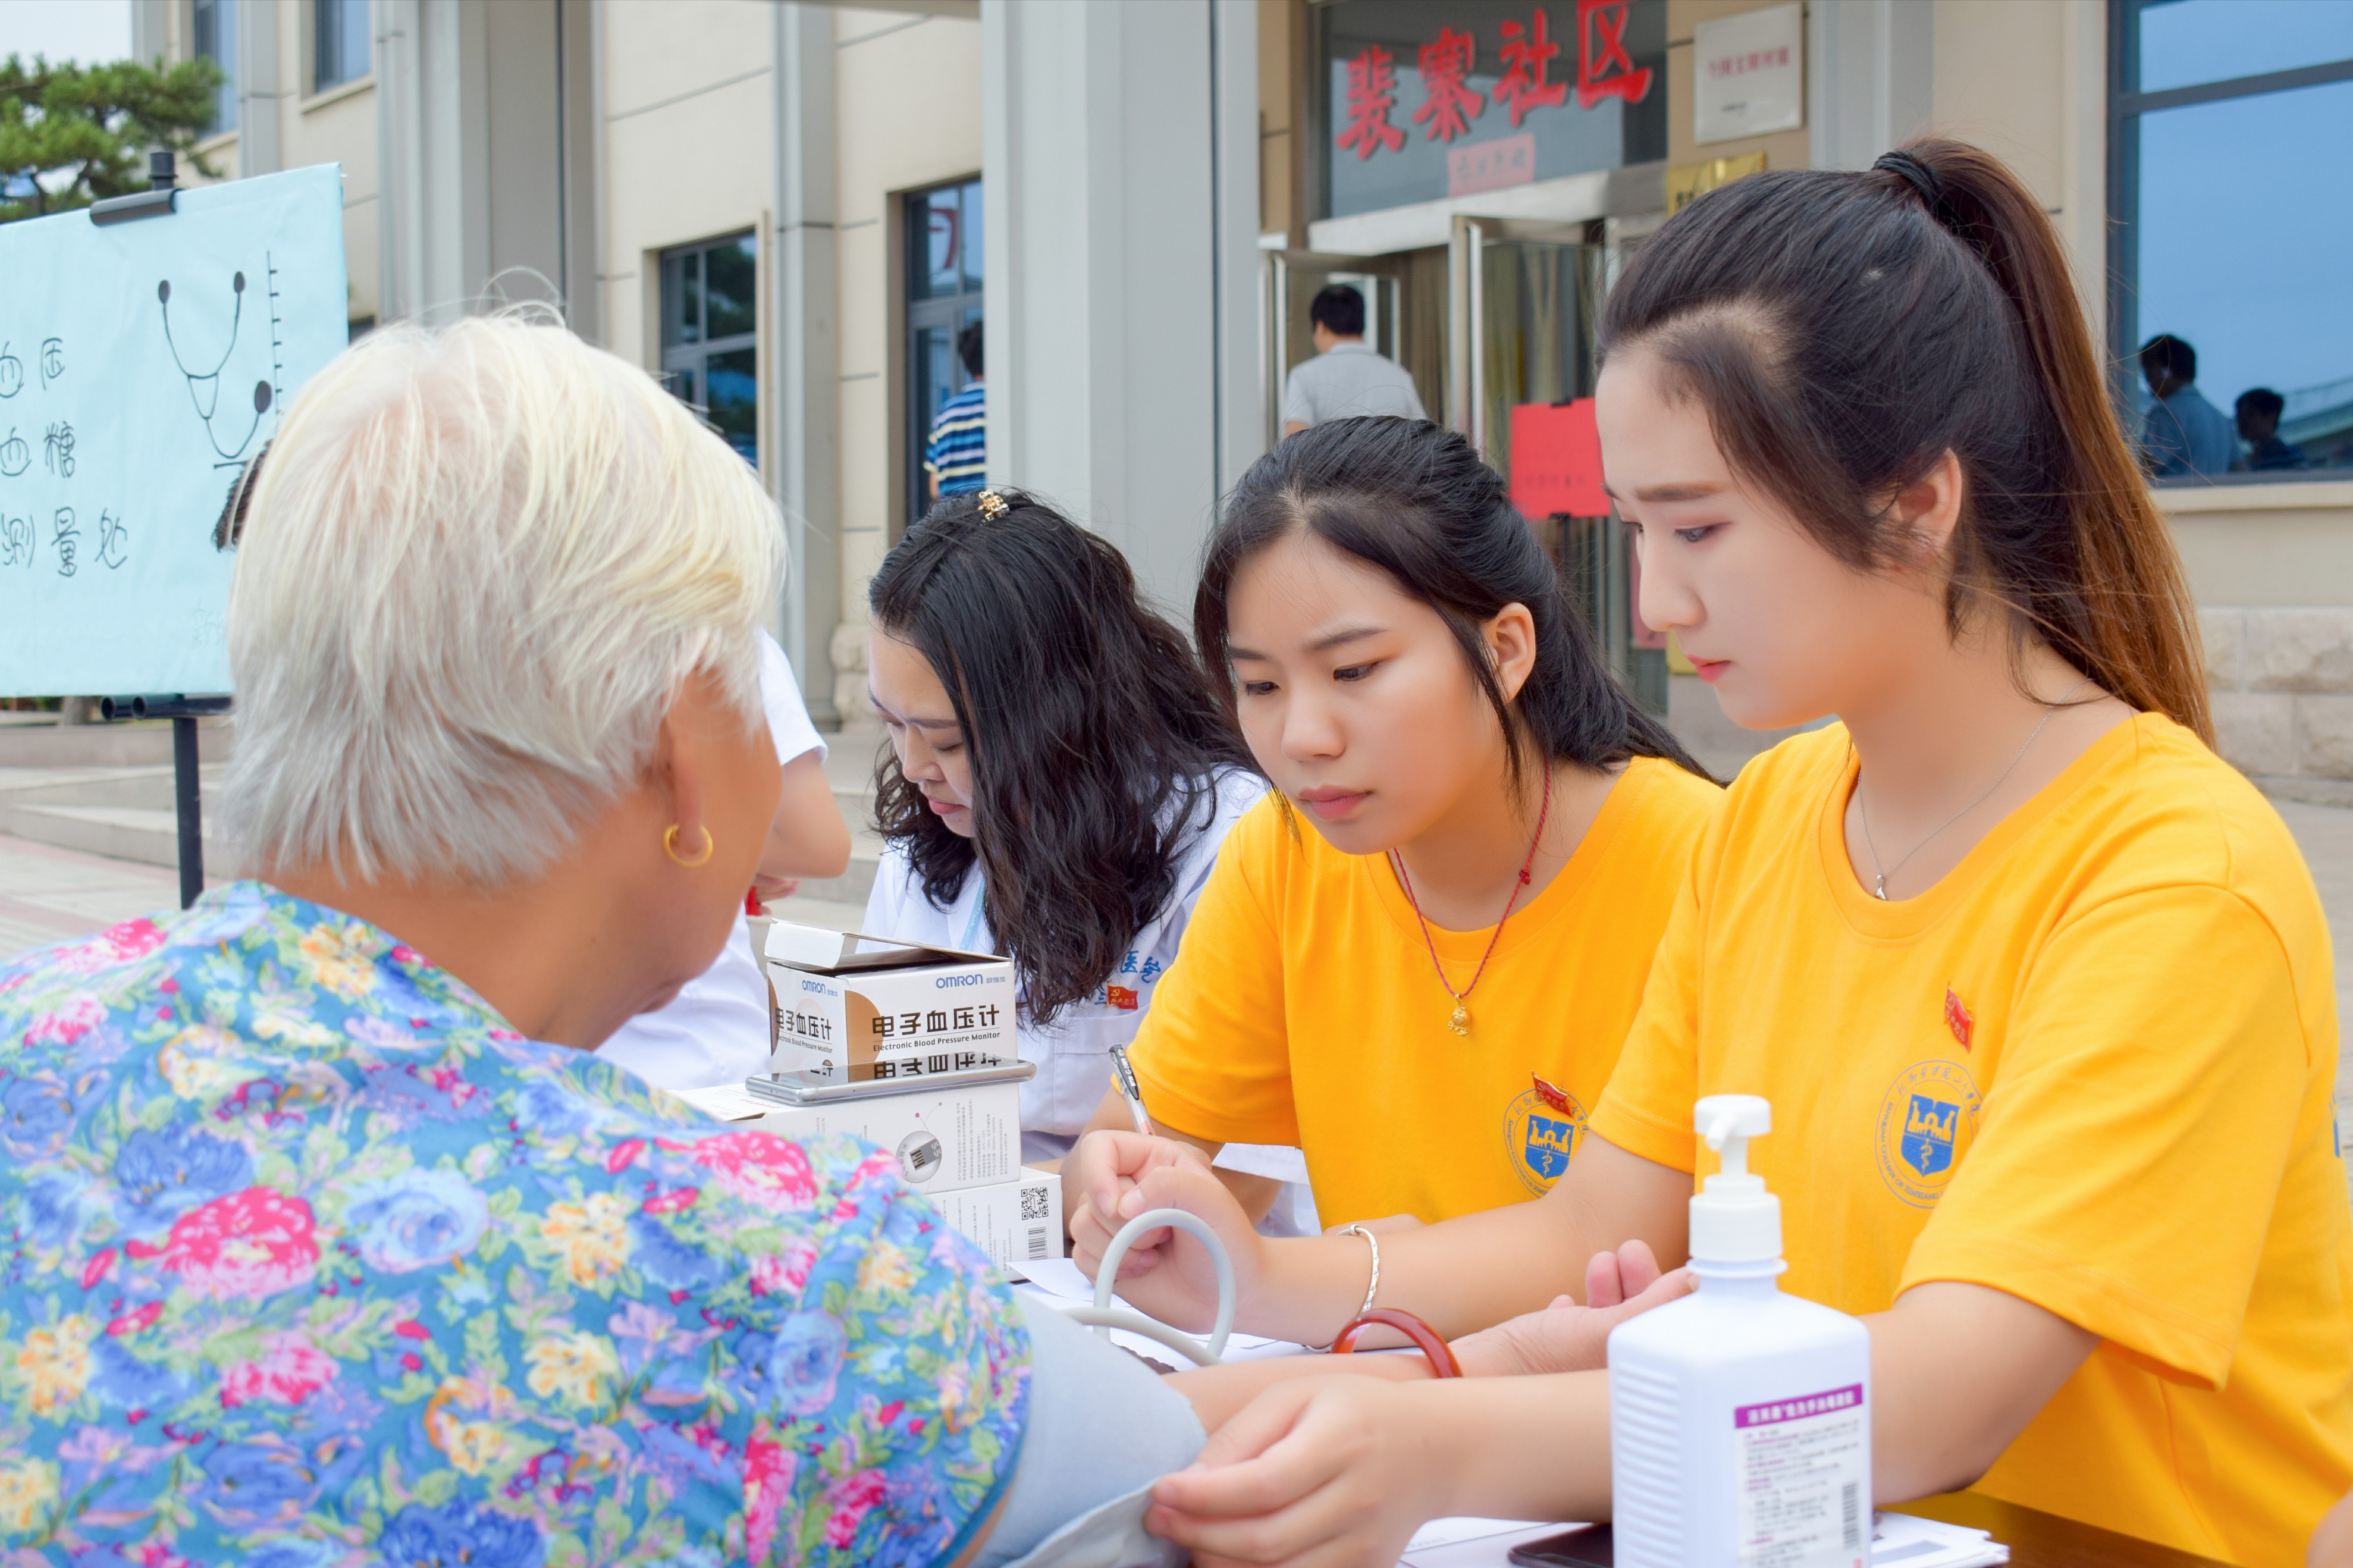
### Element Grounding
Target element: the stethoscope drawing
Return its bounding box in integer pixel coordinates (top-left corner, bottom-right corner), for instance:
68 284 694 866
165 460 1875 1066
159 273 274 464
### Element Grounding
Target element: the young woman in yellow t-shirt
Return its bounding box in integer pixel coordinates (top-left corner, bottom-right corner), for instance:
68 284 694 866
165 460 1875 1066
1061 416 1721 1233
1088 141 2353 1567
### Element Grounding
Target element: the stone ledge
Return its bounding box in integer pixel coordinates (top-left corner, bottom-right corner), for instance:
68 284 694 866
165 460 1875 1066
2157 478 2353 515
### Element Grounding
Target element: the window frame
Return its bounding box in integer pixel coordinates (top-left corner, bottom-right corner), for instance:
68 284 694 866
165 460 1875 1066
2105 1 2353 479
656 231 762 470
312 0 373 95
903 176 984 531
191 0 238 137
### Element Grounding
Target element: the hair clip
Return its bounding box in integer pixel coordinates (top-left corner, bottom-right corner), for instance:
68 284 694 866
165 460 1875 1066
975 489 1011 522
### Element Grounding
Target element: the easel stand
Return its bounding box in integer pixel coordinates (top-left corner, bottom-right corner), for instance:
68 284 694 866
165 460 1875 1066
99 694 231 909
87 154 226 912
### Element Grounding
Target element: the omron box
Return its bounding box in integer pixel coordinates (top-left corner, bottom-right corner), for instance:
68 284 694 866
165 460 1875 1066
669 1063 1030 1197
764 922 1016 1085
931 1168 1064 1280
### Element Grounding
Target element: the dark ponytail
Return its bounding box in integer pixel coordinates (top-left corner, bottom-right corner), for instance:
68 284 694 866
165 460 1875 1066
1598 136 2210 744
1195 416 1706 792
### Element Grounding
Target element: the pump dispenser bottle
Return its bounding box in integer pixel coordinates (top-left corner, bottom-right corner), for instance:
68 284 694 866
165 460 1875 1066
1608 1096 1871 1568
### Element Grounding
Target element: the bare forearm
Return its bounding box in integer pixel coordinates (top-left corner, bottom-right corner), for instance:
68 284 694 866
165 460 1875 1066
1407 1373 1617 1522
1866 1283 2097 1503
1171 1350 1432 1431
1248 1195 1587 1344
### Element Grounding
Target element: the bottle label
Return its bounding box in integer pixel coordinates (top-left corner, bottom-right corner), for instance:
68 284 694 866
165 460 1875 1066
1732 1383 1867 1568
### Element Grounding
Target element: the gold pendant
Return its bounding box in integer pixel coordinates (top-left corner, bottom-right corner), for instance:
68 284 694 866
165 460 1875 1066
1448 1003 1469 1036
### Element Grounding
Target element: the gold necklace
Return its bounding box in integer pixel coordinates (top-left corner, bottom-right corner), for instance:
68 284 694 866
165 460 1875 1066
1387 768 1553 1036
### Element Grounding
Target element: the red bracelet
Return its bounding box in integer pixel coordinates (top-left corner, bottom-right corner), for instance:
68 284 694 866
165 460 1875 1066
1328 1307 1462 1378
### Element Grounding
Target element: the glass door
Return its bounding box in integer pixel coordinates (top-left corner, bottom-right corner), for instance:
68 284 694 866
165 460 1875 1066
1262 251 1442 449
1450 217 1666 713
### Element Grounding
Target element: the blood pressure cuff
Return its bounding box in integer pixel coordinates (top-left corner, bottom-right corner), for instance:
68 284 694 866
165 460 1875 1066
974 1295 1208 1568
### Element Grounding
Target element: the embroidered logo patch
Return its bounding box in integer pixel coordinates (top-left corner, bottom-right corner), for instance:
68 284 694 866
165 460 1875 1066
1502 1079 1584 1196
1944 987 1973 1049
1876 1060 1982 1209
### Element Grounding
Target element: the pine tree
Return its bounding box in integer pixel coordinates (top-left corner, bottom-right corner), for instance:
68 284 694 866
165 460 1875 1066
0 54 225 223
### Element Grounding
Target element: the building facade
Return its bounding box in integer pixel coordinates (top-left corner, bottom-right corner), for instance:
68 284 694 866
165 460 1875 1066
131 0 2353 785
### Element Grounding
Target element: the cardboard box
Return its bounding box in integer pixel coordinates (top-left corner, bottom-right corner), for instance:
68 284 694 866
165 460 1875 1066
932 1168 1065 1280
668 1075 1021 1196
764 922 1016 1086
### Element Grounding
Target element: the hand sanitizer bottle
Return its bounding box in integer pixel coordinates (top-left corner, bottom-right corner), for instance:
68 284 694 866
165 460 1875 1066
1608 1095 1871 1568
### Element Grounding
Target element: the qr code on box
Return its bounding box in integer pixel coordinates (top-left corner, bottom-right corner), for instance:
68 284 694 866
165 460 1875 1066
1020 1186 1049 1221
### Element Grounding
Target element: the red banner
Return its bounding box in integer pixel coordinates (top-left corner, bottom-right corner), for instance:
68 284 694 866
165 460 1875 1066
1509 398 1608 518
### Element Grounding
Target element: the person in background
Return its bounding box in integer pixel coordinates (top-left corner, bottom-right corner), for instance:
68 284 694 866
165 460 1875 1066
2139 332 2237 478
595 629 849 1091
858 489 1291 1199
2237 386 2310 472
924 321 986 501
1280 283 1427 436
0 312 1222 1567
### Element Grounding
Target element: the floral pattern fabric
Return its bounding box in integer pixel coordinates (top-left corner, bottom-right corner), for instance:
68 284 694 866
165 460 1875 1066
0 882 1029 1567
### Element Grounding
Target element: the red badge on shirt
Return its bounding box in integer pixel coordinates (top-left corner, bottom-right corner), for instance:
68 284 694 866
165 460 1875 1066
1108 985 1139 1011
1530 1072 1574 1113
1944 987 1974 1049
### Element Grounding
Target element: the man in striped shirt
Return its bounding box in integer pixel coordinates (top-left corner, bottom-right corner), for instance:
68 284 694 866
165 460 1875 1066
925 323 987 501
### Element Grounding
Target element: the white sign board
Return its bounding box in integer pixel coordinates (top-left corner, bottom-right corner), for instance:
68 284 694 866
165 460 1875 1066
0 164 347 697
1694 2 1805 145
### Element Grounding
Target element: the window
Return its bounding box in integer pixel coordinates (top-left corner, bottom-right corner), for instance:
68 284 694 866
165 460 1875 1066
193 0 237 136
905 177 982 528
2110 0 2353 478
315 0 371 92
658 233 760 467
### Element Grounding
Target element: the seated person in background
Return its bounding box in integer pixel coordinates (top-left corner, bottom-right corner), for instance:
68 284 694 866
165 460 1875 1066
598 628 850 1092
0 313 1205 1567
2138 332 2237 479
1280 283 1427 436
2237 386 2310 472
861 490 1300 1217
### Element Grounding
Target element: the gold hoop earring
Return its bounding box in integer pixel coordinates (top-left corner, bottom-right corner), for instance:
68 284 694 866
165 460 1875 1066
663 824 715 868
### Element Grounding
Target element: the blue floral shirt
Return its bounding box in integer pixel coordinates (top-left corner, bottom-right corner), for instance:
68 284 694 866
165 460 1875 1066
0 883 1029 1567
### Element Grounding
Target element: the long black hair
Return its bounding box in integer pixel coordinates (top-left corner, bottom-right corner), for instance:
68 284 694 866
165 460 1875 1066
1197 416 1704 793
870 490 1256 1023
1596 138 2208 741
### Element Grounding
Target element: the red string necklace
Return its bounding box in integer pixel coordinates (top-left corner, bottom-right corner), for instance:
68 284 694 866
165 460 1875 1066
1387 766 1553 1037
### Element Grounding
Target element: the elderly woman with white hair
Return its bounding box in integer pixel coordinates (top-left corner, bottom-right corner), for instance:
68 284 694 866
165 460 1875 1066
0 315 1205 1567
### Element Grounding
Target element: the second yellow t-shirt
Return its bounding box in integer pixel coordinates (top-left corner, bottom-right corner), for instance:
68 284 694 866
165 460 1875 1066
1130 755 1721 1226
1589 717 2353 1566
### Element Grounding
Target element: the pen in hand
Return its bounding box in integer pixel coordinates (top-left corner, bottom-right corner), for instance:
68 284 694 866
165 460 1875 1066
1108 1043 1154 1137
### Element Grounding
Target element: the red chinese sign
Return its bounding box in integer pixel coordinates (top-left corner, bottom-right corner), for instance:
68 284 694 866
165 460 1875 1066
1509 398 1608 520
1577 0 1654 108
1414 26 1485 144
1706 43 1792 80
1337 44 1407 160
1494 9 1570 126
1334 6 1653 161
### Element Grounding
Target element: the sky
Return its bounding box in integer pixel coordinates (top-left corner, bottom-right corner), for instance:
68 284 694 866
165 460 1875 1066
2132 1 2353 412
0 0 134 67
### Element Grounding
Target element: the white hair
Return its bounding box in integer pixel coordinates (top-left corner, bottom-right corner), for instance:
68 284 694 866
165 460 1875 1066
221 311 784 886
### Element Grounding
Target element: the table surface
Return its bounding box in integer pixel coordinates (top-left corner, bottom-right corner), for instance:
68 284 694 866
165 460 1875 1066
1902 1492 2233 1568
1419 1496 2237 1568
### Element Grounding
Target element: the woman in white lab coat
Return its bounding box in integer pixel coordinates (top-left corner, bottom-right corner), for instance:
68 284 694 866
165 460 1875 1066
859 488 1294 1208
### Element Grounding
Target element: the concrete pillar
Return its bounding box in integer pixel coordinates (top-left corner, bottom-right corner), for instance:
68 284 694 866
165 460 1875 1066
1807 0 1935 171
234 0 283 176
374 0 597 329
772 2 841 723
980 0 1261 618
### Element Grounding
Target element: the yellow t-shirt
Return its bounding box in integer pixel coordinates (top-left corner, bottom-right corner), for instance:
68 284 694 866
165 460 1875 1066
1588 717 2353 1566
1131 755 1721 1226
